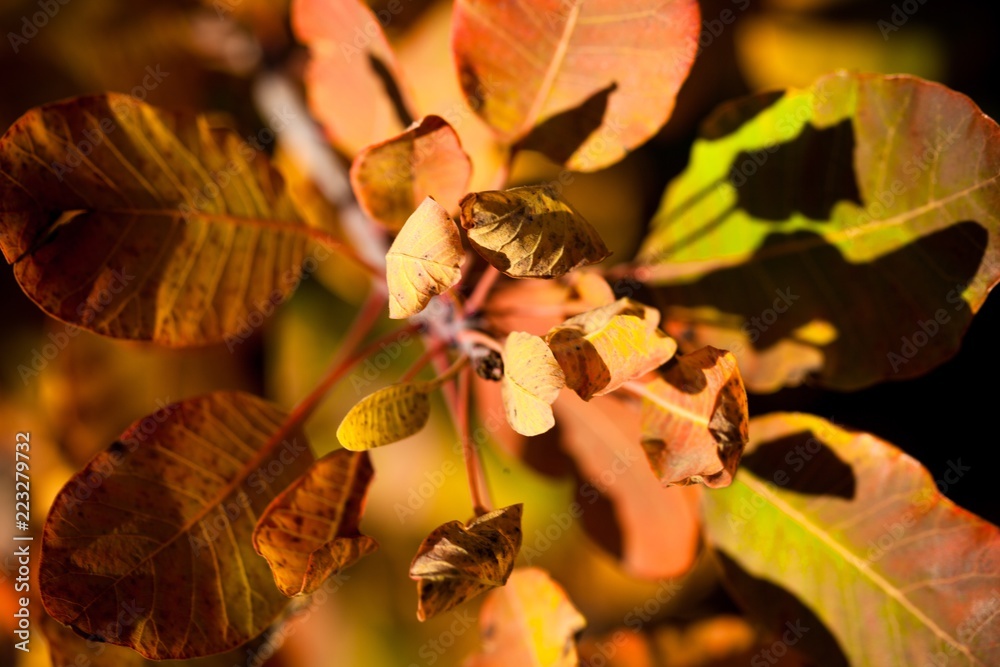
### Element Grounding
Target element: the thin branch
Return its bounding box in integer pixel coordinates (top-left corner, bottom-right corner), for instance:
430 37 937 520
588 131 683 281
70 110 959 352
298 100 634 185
457 367 492 516
463 265 502 315
456 328 504 355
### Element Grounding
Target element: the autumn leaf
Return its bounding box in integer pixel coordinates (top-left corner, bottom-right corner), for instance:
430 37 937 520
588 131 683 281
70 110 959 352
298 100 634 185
350 115 472 231
253 449 378 597
0 94 331 346
639 347 749 488
637 72 1000 391
702 413 1000 666
293 0 416 156
40 392 313 660
451 0 700 170
459 184 611 278
545 298 678 400
410 504 523 621
337 382 432 451
465 567 586 667
385 196 465 319
500 331 565 437
553 390 700 579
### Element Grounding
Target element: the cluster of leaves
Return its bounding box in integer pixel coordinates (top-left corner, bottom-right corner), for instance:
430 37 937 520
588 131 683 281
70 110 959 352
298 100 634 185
1 0 999 665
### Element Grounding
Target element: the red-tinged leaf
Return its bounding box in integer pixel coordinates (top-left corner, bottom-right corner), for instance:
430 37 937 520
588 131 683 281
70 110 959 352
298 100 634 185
702 413 1000 666
293 0 416 156
545 298 677 400
253 450 378 597
465 567 586 667
639 347 749 488
554 390 699 579
350 115 472 231
410 504 523 621
39 392 314 659
0 94 326 347
451 0 700 170
393 0 511 192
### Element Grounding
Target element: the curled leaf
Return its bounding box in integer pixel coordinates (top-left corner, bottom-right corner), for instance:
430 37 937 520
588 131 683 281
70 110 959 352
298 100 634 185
501 331 566 436
351 115 472 231
639 347 749 488
410 504 523 621
545 298 678 400
465 567 586 667
459 184 611 278
0 94 321 346
39 392 313 660
253 450 378 597
386 196 465 319
337 382 432 451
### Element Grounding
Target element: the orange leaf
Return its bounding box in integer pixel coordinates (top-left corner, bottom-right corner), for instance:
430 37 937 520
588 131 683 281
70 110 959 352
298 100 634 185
639 347 749 488
293 0 416 156
452 0 700 170
0 94 322 346
253 450 378 597
465 567 586 667
350 115 472 231
410 504 523 621
39 392 314 659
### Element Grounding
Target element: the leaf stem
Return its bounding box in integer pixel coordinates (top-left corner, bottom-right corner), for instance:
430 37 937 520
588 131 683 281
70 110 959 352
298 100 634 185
457 367 491 516
426 354 470 390
401 339 447 382
456 329 504 355
463 265 502 315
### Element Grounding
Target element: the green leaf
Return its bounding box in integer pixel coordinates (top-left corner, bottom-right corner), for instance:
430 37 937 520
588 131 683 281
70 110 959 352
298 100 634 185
702 413 1000 666
637 72 1000 391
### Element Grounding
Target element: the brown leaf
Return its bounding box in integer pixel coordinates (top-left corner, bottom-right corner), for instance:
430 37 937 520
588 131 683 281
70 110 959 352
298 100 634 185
385 196 465 319
409 504 523 621
451 0 700 170
464 567 586 667
39 392 313 659
501 331 566 437
0 94 323 346
253 449 378 597
640 347 749 488
350 115 472 231
459 184 611 278
545 298 677 400
293 0 416 156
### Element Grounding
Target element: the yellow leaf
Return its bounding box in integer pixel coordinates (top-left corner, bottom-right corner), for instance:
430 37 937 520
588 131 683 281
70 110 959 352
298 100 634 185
410 504 523 621
386 196 465 319
336 382 432 451
501 332 565 436
459 184 611 278
639 347 749 488
350 115 472 231
545 298 678 400
465 567 586 667
253 450 378 597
